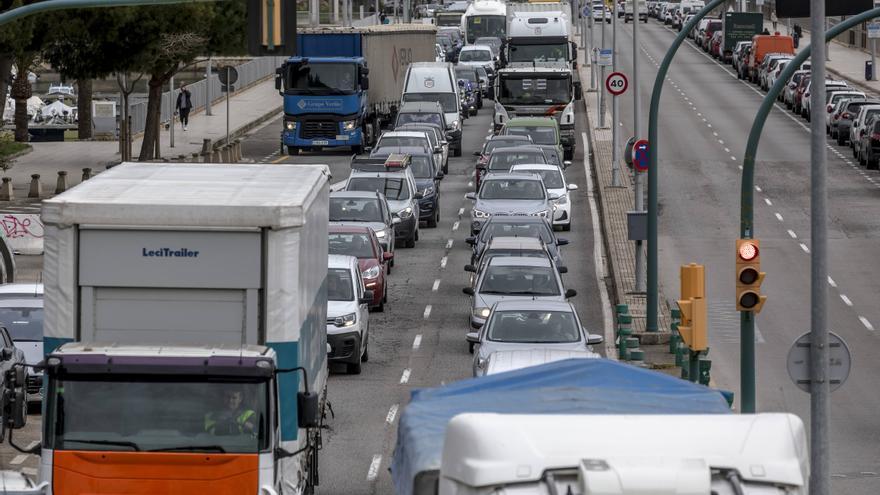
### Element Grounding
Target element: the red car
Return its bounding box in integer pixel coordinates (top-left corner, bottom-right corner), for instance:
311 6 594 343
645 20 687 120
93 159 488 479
329 225 393 312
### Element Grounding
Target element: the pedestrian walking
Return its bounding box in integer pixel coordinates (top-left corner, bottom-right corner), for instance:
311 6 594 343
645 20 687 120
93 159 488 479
771 11 778 32
176 83 193 131
793 23 802 49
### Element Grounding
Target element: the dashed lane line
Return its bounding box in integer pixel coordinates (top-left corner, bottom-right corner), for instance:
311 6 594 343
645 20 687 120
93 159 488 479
764 198 773 206
423 305 432 319
452 221 460 231
412 334 422 349
432 279 441 291
788 229 797 239
840 294 853 307
828 276 838 288
774 212 784 222
446 239 453 249
367 455 382 481
860 316 875 332
386 404 399 425
440 256 448 269
800 243 810 254
399 368 411 384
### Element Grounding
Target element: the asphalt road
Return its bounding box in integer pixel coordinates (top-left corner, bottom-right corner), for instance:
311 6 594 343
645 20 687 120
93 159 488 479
603 16 880 492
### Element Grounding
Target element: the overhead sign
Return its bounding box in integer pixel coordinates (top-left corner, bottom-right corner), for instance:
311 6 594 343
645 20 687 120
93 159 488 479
777 0 872 17
869 22 880 39
597 49 613 66
606 72 628 96
632 139 649 172
786 331 852 394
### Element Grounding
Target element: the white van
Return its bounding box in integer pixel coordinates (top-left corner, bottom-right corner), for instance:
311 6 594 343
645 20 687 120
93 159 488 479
402 62 464 156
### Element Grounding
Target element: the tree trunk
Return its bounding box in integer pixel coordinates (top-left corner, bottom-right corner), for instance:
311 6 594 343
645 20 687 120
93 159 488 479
0 57 12 124
77 78 93 140
137 74 165 161
10 62 33 143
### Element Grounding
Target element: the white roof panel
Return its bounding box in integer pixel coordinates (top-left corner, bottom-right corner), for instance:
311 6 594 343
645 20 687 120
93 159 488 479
42 162 330 229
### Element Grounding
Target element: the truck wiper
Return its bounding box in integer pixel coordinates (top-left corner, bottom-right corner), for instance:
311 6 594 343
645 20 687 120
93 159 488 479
150 445 227 453
63 438 141 451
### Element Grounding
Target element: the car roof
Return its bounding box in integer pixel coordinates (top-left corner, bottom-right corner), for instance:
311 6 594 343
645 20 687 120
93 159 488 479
493 299 573 312
381 131 430 138
331 190 383 200
328 254 359 270
487 135 532 143
487 256 552 267
487 236 545 249
491 146 545 155
511 163 561 172
482 172 543 181
329 225 373 235
461 44 492 51
372 146 432 157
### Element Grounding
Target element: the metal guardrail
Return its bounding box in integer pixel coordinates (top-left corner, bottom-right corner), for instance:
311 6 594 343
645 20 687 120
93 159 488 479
127 57 282 135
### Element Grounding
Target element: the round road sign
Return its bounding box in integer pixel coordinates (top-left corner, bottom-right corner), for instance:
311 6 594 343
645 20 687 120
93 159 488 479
632 139 649 172
786 331 851 393
218 66 239 86
605 72 628 96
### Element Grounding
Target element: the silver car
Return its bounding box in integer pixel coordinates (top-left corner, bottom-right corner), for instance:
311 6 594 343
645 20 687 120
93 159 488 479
0 283 44 402
462 256 575 331
467 300 602 376
466 173 557 235
329 191 401 268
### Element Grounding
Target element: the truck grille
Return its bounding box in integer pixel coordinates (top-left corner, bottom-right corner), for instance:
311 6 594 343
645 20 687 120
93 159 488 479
301 120 338 139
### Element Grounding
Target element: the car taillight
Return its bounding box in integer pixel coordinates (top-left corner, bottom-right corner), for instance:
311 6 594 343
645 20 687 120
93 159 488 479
842 112 852 119
827 104 834 112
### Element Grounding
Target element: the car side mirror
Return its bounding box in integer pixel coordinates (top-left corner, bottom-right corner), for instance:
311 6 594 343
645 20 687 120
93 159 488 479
567 183 579 191
563 160 572 169
360 290 374 304
383 251 394 262
473 150 481 156
465 192 477 200
462 287 475 296
361 76 370 90
587 333 604 345
565 288 577 298
556 238 569 246
392 217 402 225
466 332 480 344
466 236 476 246
464 264 477 272
446 133 455 140
557 266 568 274
436 172 445 180
414 192 424 199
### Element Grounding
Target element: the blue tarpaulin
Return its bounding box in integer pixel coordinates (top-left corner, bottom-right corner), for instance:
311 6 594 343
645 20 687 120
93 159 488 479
390 358 731 495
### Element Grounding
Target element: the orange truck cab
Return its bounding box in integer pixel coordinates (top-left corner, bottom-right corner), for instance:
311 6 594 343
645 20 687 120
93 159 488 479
747 34 794 83
23 163 332 495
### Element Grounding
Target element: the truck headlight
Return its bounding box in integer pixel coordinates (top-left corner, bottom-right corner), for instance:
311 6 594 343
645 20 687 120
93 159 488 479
472 307 490 318
343 119 358 131
472 209 489 218
362 265 381 279
561 103 575 125
398 206 413 219
285 121 296 131
334 312 357 327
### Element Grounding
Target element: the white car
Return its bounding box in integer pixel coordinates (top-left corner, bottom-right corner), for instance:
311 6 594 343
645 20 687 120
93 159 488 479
0 283 44 403
849 104 880 157
457 44 497 74
510 163 578 231
326 254 371 374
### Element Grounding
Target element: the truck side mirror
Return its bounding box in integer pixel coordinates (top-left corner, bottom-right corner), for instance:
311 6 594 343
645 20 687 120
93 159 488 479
297 391 319 428
275 67 284 93
574 81 583 101
361 76 370 91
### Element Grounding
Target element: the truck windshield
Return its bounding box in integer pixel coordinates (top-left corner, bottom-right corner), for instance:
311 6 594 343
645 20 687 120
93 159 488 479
46 377 269 453
436 13 463 26
0 305 43 341
402 93 458 115
466 16 506 43
499 77 571 105
508 43 569 63
287 62 357 94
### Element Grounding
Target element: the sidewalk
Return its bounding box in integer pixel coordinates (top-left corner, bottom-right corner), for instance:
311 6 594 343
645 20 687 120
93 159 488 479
4 77 283 198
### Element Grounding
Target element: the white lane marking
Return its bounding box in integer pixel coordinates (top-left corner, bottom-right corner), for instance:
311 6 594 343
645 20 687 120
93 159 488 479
719 139 725 145
724 147 731 153
452 221 460 231
400 368 411 384
458 207 465 216
800 243 810 253
446 239 453 249
707 123 713 128
787 229 797 239
367 455 382 481
440 256 447 268
764 198 773 206
731 156 737 161
712 131 718 137
775 212 784 222
432 279 441 291
840 294 853 307
386 404 399 424
412 334 422 349
828 276 837 288
582 132 616 359
20 468 36 477
423 305 432 319
755 186 762 192
10 455 27 465
467 181 473 188
859 316 875 331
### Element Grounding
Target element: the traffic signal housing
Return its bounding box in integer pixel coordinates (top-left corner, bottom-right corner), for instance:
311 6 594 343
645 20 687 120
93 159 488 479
677 263 707 352
247 0 297 56
736 239 767 313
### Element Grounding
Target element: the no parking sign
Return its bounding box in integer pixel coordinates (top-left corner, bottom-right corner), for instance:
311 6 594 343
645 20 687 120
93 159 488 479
632 139 649 172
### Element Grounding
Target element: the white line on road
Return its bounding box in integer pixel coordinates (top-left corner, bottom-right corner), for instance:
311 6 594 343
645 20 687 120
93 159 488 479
712 131 718 137
800 243 810 253
724 147 730 153
840 294 853 307
718 139 724 145
458 207 465 216
10 455 27 465
432 279 441 291
788 229 797 239
859 316 875 331
731 156 737 161
446 239 453 249
755 185 762 192
764 198 773 206
400 368 411 384
828 276 837 287
452 221 460 231
386 404 399 424
467 181 473 188
412 334 422 349
440 256 447 268
367 455 382 481
774 212 784 222
423 305 432 319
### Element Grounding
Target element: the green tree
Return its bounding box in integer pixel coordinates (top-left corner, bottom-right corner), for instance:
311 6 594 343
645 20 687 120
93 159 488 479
0 0 48 142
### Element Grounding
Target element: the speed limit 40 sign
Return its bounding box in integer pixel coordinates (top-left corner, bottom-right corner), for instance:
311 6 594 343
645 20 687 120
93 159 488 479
606 72 628 96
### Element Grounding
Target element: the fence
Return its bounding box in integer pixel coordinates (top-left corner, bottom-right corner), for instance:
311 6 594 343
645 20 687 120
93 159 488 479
127 57 282 136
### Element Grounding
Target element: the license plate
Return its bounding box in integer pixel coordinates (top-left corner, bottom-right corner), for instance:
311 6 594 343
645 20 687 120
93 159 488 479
312 140 329 146
335 135 349 141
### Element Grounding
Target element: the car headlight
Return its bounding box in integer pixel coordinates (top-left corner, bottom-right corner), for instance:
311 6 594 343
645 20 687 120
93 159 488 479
472 209 489 218
362 265 381 279
555 195 568 205
333 312 357 327
285 121 296 131
343 119 357 131
532 210 549 218
398 206 413 219
375 230 386 238
421 186 435 197
472 307 490 318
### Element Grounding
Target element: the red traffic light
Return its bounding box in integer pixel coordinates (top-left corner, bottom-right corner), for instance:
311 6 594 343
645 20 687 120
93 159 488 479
738 241 759 261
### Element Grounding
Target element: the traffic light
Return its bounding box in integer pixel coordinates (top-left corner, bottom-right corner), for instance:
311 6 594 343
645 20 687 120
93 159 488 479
677 263 707 352
736 239 767 313
247 0 297 56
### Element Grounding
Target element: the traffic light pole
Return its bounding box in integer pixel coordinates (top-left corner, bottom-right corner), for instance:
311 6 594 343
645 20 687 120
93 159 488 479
0 0 223 26
738 7 880 415
646 0 726 333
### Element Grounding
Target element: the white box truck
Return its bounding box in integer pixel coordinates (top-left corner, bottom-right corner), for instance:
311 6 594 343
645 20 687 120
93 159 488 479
29 162 331 495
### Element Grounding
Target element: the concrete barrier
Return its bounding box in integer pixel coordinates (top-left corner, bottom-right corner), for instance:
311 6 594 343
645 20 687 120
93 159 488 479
55 171 68 195
28 174 41 199
0 178 12 201
82 168 92 181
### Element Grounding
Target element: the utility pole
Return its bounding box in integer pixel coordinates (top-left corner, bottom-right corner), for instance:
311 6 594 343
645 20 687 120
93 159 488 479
633 0 644 291
611 0 619 168
206 57 213 116
403 0 409 23
599 6 607 127
169 75 175 148
808 1 830 494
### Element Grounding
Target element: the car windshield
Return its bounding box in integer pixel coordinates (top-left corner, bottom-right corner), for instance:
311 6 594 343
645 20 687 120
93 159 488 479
398 112 443 127
480 179 545 200
329 233 375 259
518 168 563 188
0 305 43 341
487 310 580 343
478 265 560 295
505 126 557 145
287 61 357 94
460 49 493 62
46 377 269 453
403 93 458 115
475 67 489 79
328 268 355 301
488 151 546 171
499 77 572 105
455 68 477 82
330 197 384 223
409 156 435 179
348 177 410 201
480 221 554 245
541 148 562 165
376 136 429 150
